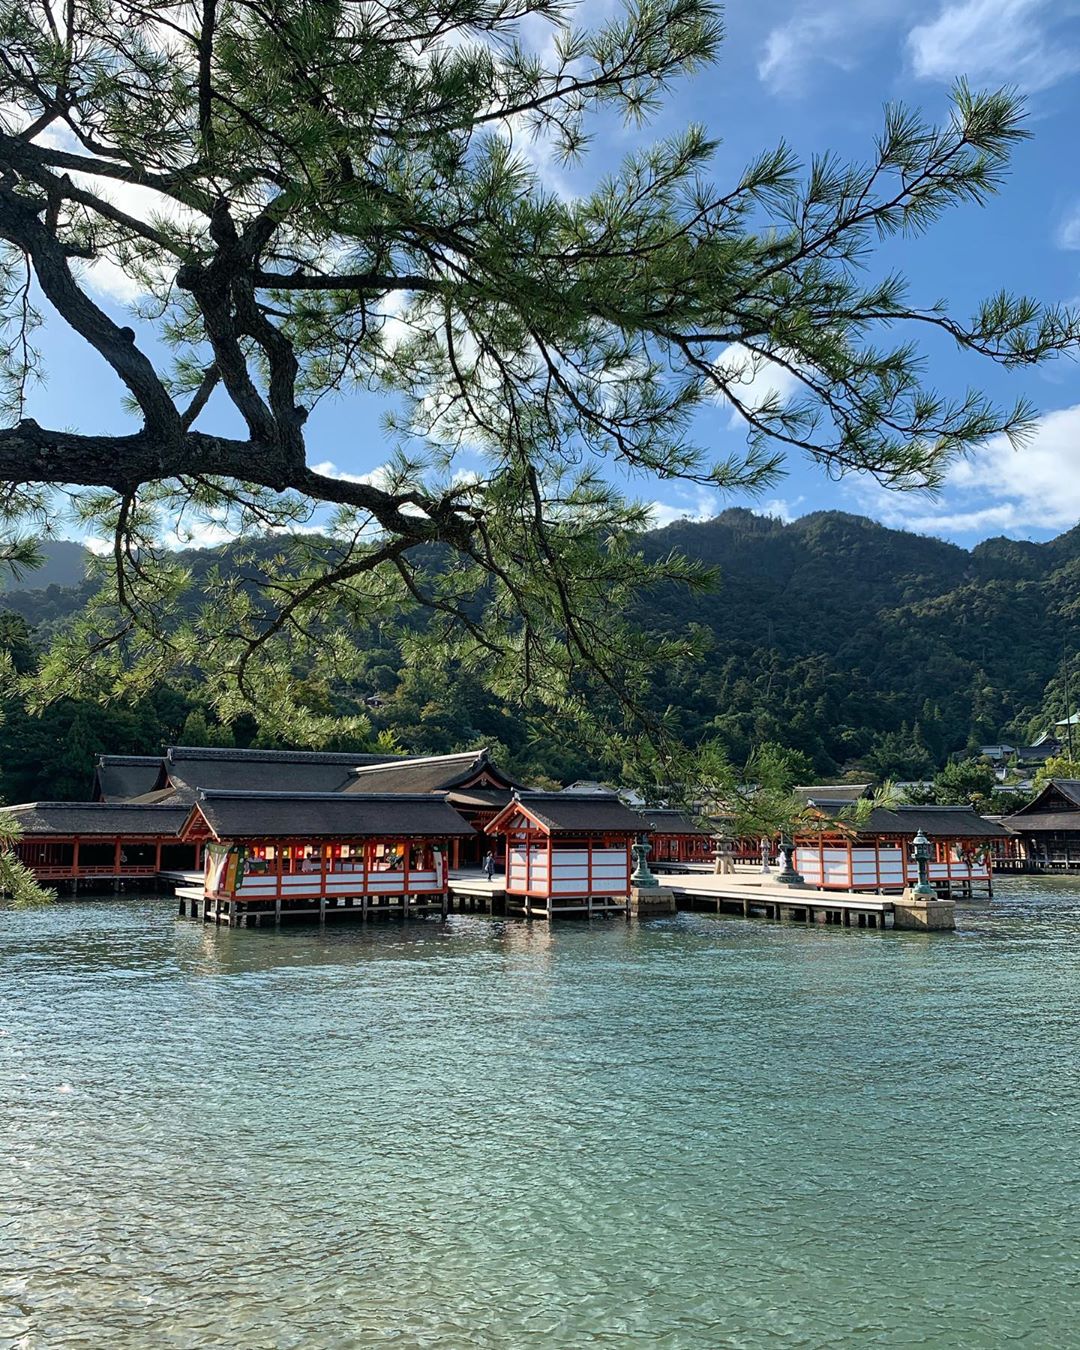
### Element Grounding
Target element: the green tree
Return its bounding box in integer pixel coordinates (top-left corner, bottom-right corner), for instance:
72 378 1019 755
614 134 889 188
0 1 1077 761
180 708 235 748
0 611 35 674
0 813 55 907
1033 754 1080 789
931 757 997 809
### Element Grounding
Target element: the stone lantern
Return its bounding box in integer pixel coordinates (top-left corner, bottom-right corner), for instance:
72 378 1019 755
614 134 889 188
630 832 676 917
774 831 805 886
893 827 955 931
630 834 658 888
910 829 936 898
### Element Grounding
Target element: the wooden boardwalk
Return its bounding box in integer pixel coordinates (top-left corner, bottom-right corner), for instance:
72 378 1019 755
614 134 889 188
173 869 894 930
665 872 893 928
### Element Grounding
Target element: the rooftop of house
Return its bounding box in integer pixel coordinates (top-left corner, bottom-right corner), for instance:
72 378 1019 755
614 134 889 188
186 790 478 840
92 755 167 803
636 807 712 836
342 749 521 796
6 801 189 837
1004 780 1080 829
793 784 872 806
488 791 646 836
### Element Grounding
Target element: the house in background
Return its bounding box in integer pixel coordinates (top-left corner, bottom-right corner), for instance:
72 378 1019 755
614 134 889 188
1003 780 1080 871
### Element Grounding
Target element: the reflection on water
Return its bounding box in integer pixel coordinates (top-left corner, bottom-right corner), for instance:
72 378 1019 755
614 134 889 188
3 878 1080 1347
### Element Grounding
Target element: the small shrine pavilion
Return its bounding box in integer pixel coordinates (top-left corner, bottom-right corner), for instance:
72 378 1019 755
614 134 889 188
178 789 476 925
794 802 1010 897
484 791 645 918
1004 780 1080 871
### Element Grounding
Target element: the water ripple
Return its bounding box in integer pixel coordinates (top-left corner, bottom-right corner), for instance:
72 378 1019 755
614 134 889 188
2 879 1080 1346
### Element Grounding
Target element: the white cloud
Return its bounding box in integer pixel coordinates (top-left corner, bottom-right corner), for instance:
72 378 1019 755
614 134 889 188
866 403 1080 536
310 460 391 488
29 123 200 306
168 519 237 550
753 496 805 525
908 0 1080 91
714 343 802 425
1057 204 1080 251
759 1 900 94
646 487 721 529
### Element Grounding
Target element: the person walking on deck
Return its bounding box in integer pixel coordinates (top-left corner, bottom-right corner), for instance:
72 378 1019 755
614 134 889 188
482 851 496 882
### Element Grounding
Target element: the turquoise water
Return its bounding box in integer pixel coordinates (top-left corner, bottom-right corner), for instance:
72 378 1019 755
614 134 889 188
3 878 1080 1348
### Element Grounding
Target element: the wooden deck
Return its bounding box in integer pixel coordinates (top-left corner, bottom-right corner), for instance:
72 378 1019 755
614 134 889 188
175 885 448 927
174 869 894 930
664 872 894 928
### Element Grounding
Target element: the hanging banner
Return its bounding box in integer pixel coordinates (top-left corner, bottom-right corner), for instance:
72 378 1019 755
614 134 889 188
205 843 231 895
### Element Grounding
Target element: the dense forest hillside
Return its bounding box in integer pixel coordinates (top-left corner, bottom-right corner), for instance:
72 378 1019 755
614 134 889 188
0 510 1076 801
638 510 1078 774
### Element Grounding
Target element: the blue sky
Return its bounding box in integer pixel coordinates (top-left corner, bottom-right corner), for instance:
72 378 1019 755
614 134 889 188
24 0 1080 549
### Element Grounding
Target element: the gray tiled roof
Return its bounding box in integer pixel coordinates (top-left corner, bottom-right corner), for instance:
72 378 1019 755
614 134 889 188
1004 812 1080 832
637 807 712 836
164 744 404 795
490 791 645 835
1003 778 1080 831
93 755 167 802
189 790 477 840
863 806 1009 838
5 801 187 837
342 749 520 795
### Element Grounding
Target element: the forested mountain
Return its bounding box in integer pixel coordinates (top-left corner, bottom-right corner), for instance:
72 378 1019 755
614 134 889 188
0 510 1076 802
0 540 88 592
638 510 1079 776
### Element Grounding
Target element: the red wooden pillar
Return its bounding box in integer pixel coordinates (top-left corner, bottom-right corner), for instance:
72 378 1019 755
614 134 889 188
154 840 162 873
587 837 593 896
402 839 410 894
114 837 122 875
275 838 283 898
73 837 80 877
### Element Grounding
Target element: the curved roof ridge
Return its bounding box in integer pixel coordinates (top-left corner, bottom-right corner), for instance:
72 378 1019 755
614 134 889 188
197 789 455 802
7 799 183 811
348 749 487 775
96 753 164 765
166 744 403 765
